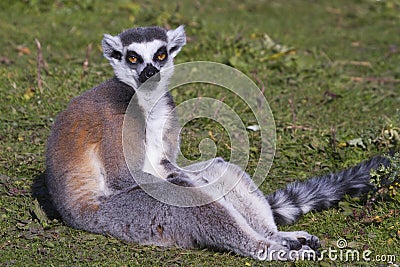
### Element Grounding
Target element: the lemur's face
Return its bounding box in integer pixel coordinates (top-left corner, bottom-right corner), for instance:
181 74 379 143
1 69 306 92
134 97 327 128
124 40 169 84
102 26 186 89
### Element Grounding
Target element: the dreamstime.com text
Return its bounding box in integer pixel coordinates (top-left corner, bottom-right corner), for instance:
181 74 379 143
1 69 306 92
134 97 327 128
258 238 397 263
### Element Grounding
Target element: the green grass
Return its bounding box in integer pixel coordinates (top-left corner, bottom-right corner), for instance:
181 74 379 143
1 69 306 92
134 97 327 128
1 0 399 266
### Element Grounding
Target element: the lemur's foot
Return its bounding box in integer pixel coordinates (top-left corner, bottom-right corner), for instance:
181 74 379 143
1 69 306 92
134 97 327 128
278 231 321 251
264 231 320 260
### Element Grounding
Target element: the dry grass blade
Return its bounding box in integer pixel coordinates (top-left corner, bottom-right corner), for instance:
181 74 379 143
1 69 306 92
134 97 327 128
34 38 48 93
82 43 92 77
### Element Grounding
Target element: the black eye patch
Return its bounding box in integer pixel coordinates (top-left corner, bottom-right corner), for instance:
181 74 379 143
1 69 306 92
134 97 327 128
125 50 143 65
153 46 168 62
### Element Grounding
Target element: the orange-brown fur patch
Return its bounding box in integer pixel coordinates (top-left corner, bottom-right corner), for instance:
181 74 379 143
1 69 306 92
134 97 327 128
65 142 108 214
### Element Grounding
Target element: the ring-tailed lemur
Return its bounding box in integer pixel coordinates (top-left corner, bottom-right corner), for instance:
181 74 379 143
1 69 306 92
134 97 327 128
45 25 388 260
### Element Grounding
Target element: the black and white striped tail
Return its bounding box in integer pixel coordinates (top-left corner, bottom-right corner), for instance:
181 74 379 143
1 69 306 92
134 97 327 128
267 156 388 225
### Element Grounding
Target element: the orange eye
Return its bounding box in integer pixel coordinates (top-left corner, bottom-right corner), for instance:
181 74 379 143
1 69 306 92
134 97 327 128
128 56 137 63
157 53 166 61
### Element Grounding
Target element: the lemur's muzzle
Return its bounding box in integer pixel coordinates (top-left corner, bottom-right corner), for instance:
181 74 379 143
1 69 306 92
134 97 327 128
139 64 160 83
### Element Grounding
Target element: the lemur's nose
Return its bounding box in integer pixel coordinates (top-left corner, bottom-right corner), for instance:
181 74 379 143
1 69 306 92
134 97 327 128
139 64 160 83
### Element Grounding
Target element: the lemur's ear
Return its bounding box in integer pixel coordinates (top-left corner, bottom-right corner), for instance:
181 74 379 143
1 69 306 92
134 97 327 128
102 34 123 61
167 25 186 58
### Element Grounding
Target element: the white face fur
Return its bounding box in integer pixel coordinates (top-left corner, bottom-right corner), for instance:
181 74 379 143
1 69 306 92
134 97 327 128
102 26 186 89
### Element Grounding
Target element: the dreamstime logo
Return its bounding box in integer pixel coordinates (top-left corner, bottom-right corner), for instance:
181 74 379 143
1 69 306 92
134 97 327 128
122 61 276 207
336 237 348 249
261 238 397 263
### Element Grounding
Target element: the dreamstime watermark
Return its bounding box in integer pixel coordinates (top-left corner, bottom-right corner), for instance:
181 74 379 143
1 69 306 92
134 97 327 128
258 238 397 263
122 61 276 207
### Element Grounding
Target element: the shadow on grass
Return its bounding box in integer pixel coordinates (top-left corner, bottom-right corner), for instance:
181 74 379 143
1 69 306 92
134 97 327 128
31 172 61 221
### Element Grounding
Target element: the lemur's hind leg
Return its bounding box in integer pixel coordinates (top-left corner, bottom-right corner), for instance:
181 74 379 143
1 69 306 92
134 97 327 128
183 158 321 254
184 158 278 236
95 176 274 260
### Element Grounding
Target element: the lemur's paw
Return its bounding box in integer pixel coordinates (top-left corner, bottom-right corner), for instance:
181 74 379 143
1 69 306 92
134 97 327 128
277 231 320 251
262 231 320 260
263 243 319 261
298 234 320 251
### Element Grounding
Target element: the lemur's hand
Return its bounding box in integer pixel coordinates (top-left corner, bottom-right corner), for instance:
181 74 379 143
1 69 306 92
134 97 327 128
166 169 189 179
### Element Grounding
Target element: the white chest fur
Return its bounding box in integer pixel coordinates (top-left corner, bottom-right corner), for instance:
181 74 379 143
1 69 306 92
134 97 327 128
137 89 172 178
